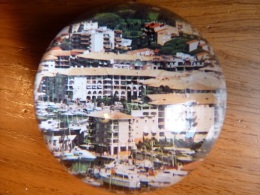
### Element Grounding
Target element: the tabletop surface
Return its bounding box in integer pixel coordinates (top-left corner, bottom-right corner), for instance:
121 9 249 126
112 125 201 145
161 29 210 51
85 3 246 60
0 0 259 195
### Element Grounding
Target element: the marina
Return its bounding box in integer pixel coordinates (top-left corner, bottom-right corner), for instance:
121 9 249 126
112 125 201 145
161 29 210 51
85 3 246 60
34 3 226 192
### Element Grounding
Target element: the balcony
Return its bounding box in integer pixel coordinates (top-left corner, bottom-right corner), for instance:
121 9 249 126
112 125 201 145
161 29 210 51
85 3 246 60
103 82 112 85
103 92 112 96
108 136 118 140
81 41 90 45
104 86 112 90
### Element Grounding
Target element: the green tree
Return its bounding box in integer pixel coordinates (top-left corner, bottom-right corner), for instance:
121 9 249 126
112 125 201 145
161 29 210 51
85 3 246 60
133 6 149 20
160 37 190 55
94 13 120 29
157 11 178 26
116 10 135 20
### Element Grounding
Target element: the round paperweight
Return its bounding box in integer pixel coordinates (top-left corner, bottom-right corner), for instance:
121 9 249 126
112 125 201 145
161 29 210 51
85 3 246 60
34 3 226 193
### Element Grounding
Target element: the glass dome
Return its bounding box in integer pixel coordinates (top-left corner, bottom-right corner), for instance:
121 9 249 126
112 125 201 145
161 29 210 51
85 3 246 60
34 3 226 193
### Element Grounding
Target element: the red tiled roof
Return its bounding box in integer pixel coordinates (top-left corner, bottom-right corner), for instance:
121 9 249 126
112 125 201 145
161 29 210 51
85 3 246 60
145 22 163 29
50 46 62 51
88 110 134 120
126 48 152 55
147 93 216 105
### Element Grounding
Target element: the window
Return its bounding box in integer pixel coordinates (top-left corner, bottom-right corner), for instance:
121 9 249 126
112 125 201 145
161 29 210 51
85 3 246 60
159 132 165 136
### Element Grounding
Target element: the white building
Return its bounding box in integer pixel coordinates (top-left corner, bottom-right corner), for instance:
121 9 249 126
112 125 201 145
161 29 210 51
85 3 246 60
126 48 155 56
39 55 57 72
130 104 159 142
186 40 200 52
90 32 104 52
59 67 162 101
70 22 115 52
146 93 216 143
121 38 132 49
70 77 88 101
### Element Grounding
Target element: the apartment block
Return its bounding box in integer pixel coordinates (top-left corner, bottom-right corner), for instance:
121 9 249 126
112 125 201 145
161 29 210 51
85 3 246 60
88 110 135 155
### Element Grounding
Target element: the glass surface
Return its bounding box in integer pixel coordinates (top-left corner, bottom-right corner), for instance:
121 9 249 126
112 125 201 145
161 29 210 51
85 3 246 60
34 3 226 193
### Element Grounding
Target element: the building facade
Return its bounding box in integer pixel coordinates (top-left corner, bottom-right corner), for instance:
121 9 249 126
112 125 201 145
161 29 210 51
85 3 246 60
88 110 135 156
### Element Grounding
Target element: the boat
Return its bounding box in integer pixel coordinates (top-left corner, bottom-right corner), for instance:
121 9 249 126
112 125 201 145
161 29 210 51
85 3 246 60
60 147 96 161
99 162 141 189
60 151 78 161
82 177 103 187
100 168 141 189
72 147 96 161
39 119 60 131
177 154 193 162
149 169 187 188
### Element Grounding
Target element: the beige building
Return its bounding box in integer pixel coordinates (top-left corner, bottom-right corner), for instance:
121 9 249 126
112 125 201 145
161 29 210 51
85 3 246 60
129 104 159 142
156 25 179 45
146 93 217 143
88 110 135 156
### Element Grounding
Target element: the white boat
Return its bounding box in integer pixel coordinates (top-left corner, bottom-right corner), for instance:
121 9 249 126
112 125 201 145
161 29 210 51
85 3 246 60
100 169 141 189
82 177 103 187
177 155 193 162
72 147 96 161
60 151 78 161
149 169 187 188
60 147 96 161
39 119 60 131
61 111 75 116
69 119 88 131
73 108 88 116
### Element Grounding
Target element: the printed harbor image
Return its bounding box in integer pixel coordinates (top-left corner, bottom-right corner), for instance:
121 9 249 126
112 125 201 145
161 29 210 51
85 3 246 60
34 3 226 193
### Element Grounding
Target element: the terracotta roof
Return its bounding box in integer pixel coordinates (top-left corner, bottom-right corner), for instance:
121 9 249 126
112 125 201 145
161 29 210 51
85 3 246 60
114 30 122 33
48 50 71 56
59 68 108 76
41 54 58 61
147 93 216 105
71 49 85 53
70 49 85 55
77 52 162 61
155 25 179 34
43 49 89 59
88 110 134 120
154 25 168 33
126 48 153 55
50 46 62 50
140 71 225 90
145 22 163 29
58 67 171 77
57 67 191 78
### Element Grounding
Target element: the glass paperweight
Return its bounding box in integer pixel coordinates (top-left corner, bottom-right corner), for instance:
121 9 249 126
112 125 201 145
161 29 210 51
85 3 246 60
34 3 226 193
